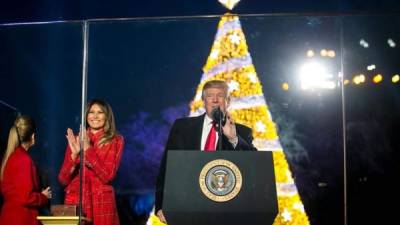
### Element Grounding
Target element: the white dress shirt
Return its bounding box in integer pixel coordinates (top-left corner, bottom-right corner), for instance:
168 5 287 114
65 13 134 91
201 114 238 150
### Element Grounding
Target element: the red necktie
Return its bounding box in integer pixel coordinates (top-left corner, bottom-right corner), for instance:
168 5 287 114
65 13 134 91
204 121 217 151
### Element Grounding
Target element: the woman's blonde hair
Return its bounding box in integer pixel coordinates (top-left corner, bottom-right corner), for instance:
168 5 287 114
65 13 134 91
86 99 117 146
0 115 36 180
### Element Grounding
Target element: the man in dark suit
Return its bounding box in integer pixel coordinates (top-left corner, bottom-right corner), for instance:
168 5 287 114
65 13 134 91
155 80 257 223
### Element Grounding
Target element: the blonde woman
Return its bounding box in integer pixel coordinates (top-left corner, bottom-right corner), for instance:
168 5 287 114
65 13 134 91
0 115 52 225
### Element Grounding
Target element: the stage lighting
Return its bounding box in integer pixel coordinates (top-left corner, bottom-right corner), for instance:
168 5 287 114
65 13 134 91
299 61 336 90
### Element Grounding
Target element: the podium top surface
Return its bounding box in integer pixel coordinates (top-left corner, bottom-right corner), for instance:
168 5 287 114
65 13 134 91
37 216 87 225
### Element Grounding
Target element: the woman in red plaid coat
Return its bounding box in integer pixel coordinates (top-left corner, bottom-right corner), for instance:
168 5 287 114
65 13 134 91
58 99 124 225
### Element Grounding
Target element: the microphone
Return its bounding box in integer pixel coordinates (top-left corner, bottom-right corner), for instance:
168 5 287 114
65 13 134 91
211 107 226 126
211 107 226 151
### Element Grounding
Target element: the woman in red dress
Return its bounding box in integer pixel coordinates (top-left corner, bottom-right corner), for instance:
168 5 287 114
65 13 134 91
0 115 52 225
58 99 124 225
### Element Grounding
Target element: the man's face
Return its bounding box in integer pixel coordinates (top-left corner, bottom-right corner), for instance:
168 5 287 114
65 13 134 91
203 87 229 118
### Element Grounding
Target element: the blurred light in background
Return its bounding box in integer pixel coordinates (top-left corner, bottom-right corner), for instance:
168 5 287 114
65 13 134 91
387 38 396 48
282 82 289 91
320 49 335 58
299 61 336 90
359 39 369 48
367 64 376 71
320 49 327 57
306 50 315 57
392 74 399 83
373 74 383 83
327 50 335 58
353 74 366 85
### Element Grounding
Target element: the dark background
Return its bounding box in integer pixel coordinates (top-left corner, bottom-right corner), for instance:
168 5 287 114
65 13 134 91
1 1 399 225
1 0 400 24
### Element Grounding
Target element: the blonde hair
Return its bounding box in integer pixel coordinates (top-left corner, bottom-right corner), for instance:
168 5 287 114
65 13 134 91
0 115 36 180
86 99 117 146
201 80 229 100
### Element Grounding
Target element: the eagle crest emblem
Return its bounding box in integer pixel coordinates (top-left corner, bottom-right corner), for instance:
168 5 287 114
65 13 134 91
199 159 242 202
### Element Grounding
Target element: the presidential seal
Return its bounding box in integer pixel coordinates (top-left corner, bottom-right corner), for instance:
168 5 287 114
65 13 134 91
199 159 242 202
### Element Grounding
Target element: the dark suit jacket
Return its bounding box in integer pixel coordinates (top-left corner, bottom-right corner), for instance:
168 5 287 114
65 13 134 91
155 114 257 211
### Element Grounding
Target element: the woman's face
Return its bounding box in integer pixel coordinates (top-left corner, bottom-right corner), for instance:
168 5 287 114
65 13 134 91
87 104 106 131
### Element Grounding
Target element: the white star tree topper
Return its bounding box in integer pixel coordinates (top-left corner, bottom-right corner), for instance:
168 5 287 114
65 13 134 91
218 0 241 10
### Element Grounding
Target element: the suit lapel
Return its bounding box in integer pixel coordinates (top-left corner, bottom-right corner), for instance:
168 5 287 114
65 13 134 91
191 114 205 150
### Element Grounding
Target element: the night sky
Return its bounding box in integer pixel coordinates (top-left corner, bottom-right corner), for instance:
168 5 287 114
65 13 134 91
1 0 400 23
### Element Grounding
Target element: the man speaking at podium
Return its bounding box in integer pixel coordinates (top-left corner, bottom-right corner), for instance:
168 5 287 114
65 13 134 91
155 80 257 223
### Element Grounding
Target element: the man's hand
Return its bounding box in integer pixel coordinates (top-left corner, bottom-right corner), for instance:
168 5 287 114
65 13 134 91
222 112 237 142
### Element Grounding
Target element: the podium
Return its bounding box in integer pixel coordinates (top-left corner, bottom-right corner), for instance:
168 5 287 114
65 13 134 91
162 151 278 225
37 216 80 225
37 205 88 225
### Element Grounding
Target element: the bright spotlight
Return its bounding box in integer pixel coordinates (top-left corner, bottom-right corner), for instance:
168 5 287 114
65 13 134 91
299 62 336 90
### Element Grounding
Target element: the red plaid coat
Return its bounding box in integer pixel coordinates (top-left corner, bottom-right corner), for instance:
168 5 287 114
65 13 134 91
0 146 48 225
58 130 124 225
